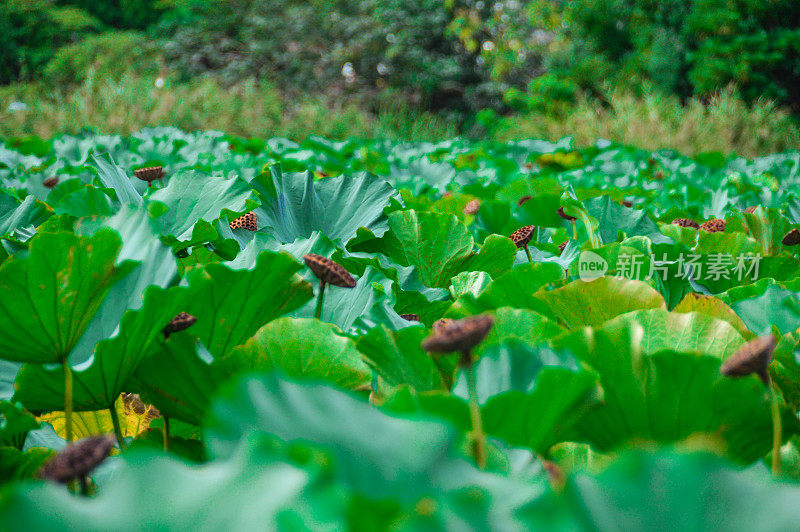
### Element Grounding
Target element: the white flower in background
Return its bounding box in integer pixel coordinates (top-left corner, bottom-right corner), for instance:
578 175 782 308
6 101 27 112
341 62 356 83
377 63 389 75
155 77 165 88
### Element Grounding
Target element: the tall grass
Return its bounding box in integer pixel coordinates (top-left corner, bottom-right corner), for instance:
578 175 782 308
493 86 800 157
0 74 456 141
1 75 798 156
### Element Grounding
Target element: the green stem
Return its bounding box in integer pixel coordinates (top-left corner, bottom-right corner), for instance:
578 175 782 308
164 416 170 453
79 475 90 496
63 359 73 444
109 405 126 449
523 245 533 264
770 382 783 476
463 351 487 469
572 221 578 241
314 281 326 319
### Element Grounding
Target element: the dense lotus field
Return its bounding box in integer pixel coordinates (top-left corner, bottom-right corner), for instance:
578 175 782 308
3 128 800 529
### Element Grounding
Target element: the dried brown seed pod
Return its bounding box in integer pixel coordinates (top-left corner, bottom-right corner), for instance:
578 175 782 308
162 312 197 339
510 225 534 248
558 241 568 253
121 393 161 419
229 211 257 231
303 254 356 288
463 199 480 215
782 228 800 246
38 435 115 483
558 207 577 221
517 195 532 207
43 177 59 188
720 334 776 384
699 218 726 233
133 166 165 183
432 318 454 334
745 206 757 214
672 218 700 229
621 200 633 208
400 314 421 322
422 315 494 354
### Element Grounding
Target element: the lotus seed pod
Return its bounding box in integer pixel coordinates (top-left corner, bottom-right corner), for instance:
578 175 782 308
133 166 165 183
229 211 257 231
432 318 454 334
509 225 534 248
720 334 776 385
517 195 532 207
43 177 59 188
162 312 197 339
463 199 480 215
400 314 421 322
699 218 726 233
302 254 357 288
782 228 800 246
121 393 161 419
422 315 494 354
672 218 700 229
621 200 633 208
557 207 577 221
38 435 115 483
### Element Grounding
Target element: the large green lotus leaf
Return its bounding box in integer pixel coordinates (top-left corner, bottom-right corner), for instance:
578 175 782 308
66 206 180 366
447 262 564 318
0 448 54 488
726 283 800 335
673 292 754 339
771 331 800 411
184 252 313 359
222 318 370 390
0 360 20 401
0 230 134 364
557 323 795 462
355 325 443 392
584 196 673 244
91 152 142 206
738 207 790 256
149 171 258 241
13 283 194 413
383 210 516 288
204 372 459 499
601 308 746 359
389 341 601 454
50 185 116 218
567 449 800 531
467 342 601 454
533 276 665 328
0 401 39 449
478 307 565 353
449 271 493 299
251 167 400 244
0 193 50 237
130 333 229 426
228 231 336 271
0 435 347 530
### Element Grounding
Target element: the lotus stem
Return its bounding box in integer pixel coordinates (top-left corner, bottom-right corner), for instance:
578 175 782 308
523 245 533 264
769 381 782 476
463 350 487 469
79 475 90 496
314 280 326 320
164 416 170 453
63 359 73 444
571 221 578 240
109 405 126 449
